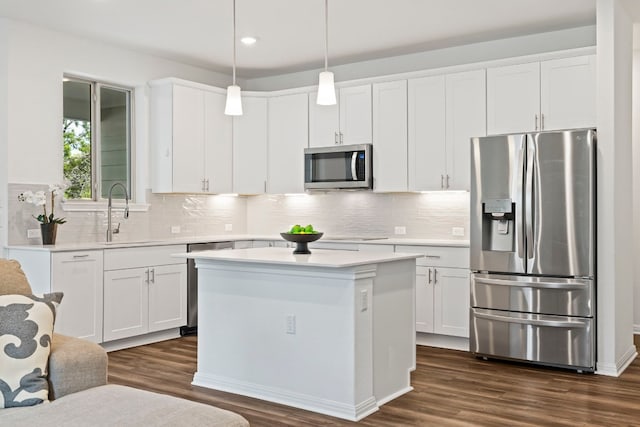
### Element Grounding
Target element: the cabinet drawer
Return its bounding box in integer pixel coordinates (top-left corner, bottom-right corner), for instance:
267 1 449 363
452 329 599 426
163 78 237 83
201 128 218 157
104 244 186 270
395 245 469 268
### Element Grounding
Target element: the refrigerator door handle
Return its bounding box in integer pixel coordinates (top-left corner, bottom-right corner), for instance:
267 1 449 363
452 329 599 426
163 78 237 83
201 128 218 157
474 276 589 290
525 137 535 260
473 310 589 329
517 142 526 260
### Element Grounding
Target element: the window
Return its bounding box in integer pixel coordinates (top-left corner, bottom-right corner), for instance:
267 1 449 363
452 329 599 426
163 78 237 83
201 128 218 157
63 77 132 200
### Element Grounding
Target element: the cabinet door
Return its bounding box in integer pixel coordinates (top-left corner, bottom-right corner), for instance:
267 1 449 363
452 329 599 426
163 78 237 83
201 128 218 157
148 264 187 333
172 84 206 193
309 91 340 147
339 84 372 145
433 267 470 338
415 266 434 333
408 75 446 191
373 80 408 192
204 91 233 193
445 69 486 191
487 62 540 135
540 55 596 131
103 267 148 341
233 96 268 194
268 93 309 194
51 251 104 343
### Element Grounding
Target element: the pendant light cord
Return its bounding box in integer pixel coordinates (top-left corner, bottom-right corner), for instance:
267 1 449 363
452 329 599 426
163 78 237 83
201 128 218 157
232 0 237 85
324 0 328 71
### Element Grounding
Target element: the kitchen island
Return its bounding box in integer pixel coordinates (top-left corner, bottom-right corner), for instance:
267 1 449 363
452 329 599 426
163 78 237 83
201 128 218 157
182 247 420 421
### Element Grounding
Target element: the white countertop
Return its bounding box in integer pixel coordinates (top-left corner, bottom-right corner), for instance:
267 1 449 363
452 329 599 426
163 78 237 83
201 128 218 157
178 247 422 268
5 234 469 252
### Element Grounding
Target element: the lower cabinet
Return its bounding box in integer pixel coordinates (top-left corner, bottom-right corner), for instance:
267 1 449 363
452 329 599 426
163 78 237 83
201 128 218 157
103 245 187 342
397 245 470 338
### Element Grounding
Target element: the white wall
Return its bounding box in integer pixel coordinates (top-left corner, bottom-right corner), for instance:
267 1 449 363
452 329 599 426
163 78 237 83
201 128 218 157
245 25 596 91
0 20 8 252
596 0 636 376
4 18 231 186
633 45 640 332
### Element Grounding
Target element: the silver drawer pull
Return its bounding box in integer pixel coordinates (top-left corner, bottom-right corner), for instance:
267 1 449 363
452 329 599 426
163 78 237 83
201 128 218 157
474 311 588 329
475 277 587 290
425 255 441 259
73 254 89 259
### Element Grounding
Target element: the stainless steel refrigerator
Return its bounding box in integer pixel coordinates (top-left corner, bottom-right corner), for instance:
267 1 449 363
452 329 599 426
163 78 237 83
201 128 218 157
469 129 596 372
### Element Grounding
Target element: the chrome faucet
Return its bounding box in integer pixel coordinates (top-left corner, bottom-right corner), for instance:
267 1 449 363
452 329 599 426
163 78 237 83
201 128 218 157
106 182 130 242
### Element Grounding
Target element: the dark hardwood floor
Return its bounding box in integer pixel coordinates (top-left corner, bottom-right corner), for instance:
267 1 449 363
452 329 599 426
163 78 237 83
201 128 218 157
108 336 640 426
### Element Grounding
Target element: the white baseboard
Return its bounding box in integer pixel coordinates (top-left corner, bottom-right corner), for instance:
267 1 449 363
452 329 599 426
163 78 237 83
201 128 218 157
416 332 469 351
101 328 181 352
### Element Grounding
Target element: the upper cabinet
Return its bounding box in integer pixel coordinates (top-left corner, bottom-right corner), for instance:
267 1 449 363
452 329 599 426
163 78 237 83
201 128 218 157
487 54 596 135
233 96 268 194
372 80 408 192
309 84 372 147
149 80 232 194
408 69 486 191
267 93 309 194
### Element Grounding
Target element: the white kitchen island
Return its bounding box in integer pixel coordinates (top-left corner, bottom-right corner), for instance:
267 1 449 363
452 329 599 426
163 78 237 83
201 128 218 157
183 247 420 421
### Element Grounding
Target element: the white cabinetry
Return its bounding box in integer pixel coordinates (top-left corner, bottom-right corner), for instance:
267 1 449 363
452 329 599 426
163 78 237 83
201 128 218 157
396 245 470 338
233 96 268 194
51 251 104 343
150 80 232 193
487 55 596 134
103 245 187 342
268 93 308 194
408 69 485 191
6 248 104 344
372 80 408 192
309 84 372 147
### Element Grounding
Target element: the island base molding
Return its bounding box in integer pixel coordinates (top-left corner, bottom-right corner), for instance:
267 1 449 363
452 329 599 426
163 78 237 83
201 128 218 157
192 372 383 421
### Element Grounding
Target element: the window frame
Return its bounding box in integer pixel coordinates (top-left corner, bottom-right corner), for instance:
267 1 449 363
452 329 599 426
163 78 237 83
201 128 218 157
62 75 135 204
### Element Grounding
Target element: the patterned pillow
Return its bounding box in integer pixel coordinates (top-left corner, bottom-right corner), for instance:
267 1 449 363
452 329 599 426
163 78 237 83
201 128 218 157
0 292 63 408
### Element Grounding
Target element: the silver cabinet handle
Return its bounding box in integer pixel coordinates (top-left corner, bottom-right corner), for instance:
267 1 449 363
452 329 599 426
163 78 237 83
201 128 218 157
340 132 344 144
334 132 339 144
433 268 438 284
534 114 538 131
150 268 155 283
473 310 589 329
445 174 450 189
428 268 432 284
440 174 444 189
145 269 149 284
425 255 441 259
351 152 358 181
73 254 89 259
541 113 545 130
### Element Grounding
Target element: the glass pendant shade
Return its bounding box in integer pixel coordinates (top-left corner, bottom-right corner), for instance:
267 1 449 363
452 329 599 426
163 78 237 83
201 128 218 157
316 71 336 105
225 84 243 116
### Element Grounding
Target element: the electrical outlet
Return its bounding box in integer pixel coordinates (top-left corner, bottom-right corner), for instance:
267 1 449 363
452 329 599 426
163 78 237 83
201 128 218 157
394 226 407 235
170 225 181 234
360 289 368 312
225 224 233 232
452 227 465 236
27 229 40 239
286 314 296 334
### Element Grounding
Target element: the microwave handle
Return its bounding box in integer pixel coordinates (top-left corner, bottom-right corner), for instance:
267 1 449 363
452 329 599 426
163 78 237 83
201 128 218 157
351 152 358 181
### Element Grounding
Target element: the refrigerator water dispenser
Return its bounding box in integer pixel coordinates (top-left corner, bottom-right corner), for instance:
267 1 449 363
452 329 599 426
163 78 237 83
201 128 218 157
482 199 515 252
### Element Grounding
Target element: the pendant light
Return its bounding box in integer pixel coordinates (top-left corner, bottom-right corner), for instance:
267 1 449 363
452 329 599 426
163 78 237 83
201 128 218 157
316 0 336 105
225 0 243 115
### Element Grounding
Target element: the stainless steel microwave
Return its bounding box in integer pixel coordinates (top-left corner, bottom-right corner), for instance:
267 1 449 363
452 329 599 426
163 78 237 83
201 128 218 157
304 144 373 190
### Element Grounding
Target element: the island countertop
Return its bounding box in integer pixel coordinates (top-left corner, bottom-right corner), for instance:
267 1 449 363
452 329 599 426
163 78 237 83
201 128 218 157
177 247 422 268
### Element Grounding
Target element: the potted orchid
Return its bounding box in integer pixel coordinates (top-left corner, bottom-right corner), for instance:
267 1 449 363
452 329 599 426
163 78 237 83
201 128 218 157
18 183 67 245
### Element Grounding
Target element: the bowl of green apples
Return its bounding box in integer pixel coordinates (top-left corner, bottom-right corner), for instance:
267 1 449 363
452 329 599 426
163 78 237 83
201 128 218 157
280 224 323 254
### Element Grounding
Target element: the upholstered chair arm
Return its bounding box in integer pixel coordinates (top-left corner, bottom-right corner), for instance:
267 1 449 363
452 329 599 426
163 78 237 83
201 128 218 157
48 333 108 400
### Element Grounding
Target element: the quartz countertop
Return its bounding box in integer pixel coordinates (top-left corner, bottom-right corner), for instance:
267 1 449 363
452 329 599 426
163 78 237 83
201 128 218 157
5 234 469 252
178 247 422 268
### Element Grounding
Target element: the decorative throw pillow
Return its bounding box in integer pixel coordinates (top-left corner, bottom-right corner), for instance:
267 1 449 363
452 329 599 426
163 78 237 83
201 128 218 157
0 259 32 296
0 292 63 408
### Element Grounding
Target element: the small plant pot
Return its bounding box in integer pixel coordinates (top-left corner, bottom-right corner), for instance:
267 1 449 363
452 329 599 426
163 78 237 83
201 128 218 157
40 223 58 245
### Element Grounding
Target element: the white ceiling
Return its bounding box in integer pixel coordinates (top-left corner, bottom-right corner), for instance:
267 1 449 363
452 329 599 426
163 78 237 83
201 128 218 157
0 0 597 78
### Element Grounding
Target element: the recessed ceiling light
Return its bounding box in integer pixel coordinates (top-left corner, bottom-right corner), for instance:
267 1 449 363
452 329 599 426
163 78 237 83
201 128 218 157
240 36 257 46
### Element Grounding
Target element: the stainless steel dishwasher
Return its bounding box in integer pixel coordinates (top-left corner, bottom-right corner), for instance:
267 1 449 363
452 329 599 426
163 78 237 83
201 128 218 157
180 241 233 336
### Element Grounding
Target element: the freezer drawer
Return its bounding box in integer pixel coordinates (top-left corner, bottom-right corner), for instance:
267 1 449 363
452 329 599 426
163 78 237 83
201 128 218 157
470 308 594 371
471 273 594 317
